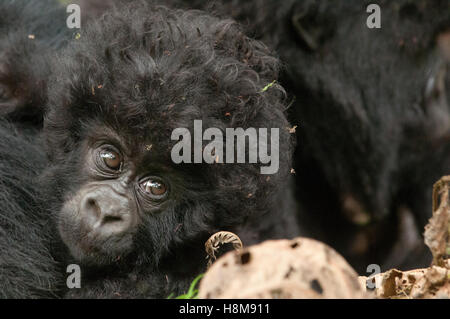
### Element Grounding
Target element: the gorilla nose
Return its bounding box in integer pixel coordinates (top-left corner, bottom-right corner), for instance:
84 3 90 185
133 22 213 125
80 188 132 235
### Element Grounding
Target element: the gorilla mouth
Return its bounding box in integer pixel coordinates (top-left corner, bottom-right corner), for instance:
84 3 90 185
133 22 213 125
71 230 134 265
59 211 134 266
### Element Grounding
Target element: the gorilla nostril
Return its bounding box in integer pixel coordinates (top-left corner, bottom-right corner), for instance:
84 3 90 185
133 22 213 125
87 198 100 218
102 215 123 224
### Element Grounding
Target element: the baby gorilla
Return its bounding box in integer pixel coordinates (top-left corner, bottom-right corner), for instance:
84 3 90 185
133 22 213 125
43 2 299 297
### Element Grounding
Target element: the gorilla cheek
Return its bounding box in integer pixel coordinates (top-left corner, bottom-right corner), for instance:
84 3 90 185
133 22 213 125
58 193 89 262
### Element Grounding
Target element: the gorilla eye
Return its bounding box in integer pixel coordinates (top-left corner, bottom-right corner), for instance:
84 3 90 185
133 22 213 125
100 149 122 170
139 178 168 199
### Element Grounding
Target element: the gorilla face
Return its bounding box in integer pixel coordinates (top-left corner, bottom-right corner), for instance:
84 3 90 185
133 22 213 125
53 123 204 266
58 144 139 264
57 133 177 265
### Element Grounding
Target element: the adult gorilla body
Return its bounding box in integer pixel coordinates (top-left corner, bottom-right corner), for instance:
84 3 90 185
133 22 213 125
0 121 63 298
176 0 450 271
0 0 72 298
0 0 72 127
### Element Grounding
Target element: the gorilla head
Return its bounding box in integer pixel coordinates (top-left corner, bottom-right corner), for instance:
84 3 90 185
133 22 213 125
43 2 298 286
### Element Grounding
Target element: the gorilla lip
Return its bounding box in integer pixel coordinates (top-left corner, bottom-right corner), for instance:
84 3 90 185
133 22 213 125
66 224 134 265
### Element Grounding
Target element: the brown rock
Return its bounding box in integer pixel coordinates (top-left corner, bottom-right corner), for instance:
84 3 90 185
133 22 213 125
198 237 367 299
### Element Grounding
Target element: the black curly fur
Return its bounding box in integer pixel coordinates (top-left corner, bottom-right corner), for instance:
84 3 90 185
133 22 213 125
38 2 299 298
169 0 450 271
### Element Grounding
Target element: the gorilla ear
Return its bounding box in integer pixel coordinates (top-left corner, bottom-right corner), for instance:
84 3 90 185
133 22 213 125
290 0 334 51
